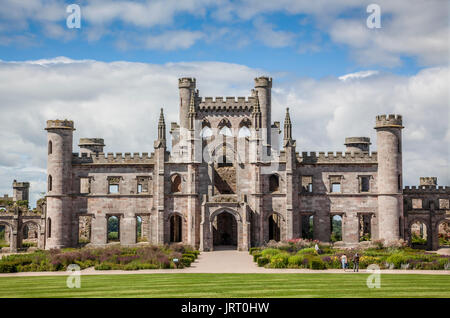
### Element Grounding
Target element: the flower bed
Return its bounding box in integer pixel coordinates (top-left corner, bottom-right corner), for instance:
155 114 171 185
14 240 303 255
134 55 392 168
0 244 199 273
250 239 450 270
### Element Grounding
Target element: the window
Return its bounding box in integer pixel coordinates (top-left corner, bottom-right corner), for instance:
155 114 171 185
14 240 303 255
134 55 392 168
48 175 52 192
107 177 121 194
269 174 279 192
238 126 251 138
439 199 449 209
201 127 213 139
171 174 182 193
137 177 149 194
329 175 343 193
219 126 232 137
412 199 423 209
331 183 341 193
398 174 402 191
47 218 51 238
80 177 91 194
109 184 119 194
48 141 52 155
301 176 313 193
360 176 370 192
398 139 401 153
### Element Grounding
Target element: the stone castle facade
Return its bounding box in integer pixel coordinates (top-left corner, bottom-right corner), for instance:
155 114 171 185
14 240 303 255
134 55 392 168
26 77 448 251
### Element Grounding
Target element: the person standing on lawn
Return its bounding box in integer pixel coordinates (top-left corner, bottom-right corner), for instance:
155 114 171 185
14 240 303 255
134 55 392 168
341 254 348 270
353 253 360 272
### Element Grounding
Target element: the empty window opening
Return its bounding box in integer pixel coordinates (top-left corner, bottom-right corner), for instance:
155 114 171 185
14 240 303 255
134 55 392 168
269 174 280 192
170 214 182 243
268 214 281 242
171 175 182 193
331 183 341 193
48 175 52 192
301 215 314 239
360 176 370 192
78 216 92 246
331 215 342 242
238 126 251 138
301 176 313 193
359 214 372 242
107 216 120 242
47 218 52 238
48 141 52 155
109 184 119 194
80 177 91 194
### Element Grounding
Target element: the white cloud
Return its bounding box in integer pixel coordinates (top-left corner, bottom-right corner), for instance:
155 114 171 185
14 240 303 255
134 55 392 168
338 70 379 81
253 18 296 48
0 58 448 207
145 30 204 50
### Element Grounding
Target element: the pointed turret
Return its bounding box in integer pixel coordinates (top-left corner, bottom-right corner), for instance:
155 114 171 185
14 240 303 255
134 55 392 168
252 91 262 130
158 108 166 141
284 107 292 141
188 90 196 130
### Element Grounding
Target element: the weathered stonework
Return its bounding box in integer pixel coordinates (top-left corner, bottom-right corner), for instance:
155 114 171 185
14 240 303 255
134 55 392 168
40 77 449 251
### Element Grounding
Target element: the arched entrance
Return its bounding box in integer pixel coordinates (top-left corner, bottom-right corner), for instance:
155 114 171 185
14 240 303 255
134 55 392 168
213 211 238 249
170 214 182 243
438 220 450 248
268 214 281 242
410 220 429 249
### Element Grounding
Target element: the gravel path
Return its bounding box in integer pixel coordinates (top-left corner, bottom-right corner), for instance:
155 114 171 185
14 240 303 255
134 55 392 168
0 249 449 277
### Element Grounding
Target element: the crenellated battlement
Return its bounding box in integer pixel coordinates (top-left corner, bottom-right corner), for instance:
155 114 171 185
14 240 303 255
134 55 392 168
198 96 255 112
178 77 196 88
375 114 403 128
254 76 272 88
45 119 75 130
72 152 154 165
403 185 450 194
298 151 378 164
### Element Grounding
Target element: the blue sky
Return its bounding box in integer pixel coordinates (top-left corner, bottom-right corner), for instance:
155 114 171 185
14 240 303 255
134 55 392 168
0 1 435 77
0 0 448 205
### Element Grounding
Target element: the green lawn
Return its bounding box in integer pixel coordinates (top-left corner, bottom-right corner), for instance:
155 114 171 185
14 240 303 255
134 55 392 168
0 273 449 298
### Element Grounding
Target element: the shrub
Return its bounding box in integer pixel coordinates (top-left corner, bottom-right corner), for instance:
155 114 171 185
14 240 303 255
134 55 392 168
288 255 305 267
269 253 289 268
249 247 261 255
309 257 326 270
257 257 270 267
181 257 192 267
0 262 17 273
94 262 114 270
297 248 316 255
107 232 119 240
261 248 281 257
253 253 262 262
386 253 410 269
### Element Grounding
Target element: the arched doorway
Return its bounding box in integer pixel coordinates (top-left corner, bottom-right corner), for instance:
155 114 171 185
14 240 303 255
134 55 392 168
438 220 450 248
0 223 10 248
410 220 428 249
213 211 238 248
268 214 281 242
170 214 182 243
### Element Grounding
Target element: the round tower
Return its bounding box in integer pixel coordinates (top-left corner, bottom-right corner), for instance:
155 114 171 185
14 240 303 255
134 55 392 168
344 137 371 153
254 77 272 145
79 138 105 155
178 77 196 131
45 120 75 249
375 114 403 242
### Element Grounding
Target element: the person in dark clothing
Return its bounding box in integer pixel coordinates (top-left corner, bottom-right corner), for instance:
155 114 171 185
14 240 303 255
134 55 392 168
353 253 360 272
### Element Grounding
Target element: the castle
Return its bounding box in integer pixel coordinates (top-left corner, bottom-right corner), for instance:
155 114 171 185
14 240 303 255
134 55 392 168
1 77 449 252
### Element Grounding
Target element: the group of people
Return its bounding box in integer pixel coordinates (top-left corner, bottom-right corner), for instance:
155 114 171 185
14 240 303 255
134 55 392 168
340 253 360 272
